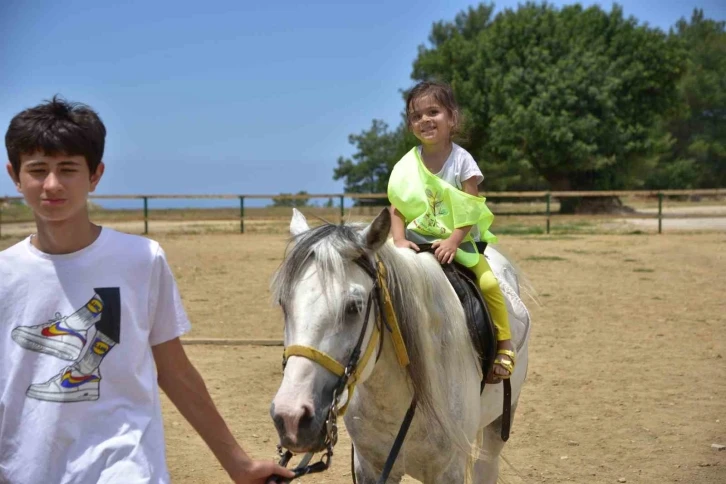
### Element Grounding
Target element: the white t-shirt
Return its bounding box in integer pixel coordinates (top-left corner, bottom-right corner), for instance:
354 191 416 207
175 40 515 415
418 143 484 189
413 143 485 242
0 228 191 484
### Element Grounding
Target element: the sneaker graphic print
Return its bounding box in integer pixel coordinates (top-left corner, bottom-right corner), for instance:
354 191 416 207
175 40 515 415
12 287 121 403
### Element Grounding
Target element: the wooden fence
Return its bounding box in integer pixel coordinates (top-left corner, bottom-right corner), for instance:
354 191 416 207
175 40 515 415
1 188 725 237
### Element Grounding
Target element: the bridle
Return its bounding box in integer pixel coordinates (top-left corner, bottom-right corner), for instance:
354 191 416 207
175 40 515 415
268 254 412 483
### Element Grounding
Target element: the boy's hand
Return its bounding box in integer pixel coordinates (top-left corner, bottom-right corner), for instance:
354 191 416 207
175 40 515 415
153 339 294 484
394 238 420 251
229 459 295 484
432 237 459 264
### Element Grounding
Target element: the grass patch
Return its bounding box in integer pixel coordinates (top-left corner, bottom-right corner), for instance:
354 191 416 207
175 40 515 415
544 235 581 240
495 224 546 235
563 249 614 255
634 268 655 273
525 255 568 262
551 220 596 234
519 235 582 241
624 258 638 262
0 202 33 222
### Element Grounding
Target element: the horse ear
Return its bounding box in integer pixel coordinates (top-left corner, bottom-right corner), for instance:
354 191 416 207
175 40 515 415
290 208 310 236
361 208 391 252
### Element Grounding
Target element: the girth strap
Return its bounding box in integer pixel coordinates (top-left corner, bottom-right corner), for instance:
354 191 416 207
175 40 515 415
501 379 512 441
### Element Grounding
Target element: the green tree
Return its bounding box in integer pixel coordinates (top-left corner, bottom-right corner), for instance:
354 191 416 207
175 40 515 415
271 190 311 207
333 119 414 198
649 9 726 189
412 3 685 212
334 3 692 211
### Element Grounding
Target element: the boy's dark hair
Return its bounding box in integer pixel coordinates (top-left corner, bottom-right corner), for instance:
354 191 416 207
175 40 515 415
5 95 106 178
405 81 462 137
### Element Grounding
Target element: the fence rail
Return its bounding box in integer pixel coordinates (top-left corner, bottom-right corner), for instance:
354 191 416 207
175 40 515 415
2 189 725 237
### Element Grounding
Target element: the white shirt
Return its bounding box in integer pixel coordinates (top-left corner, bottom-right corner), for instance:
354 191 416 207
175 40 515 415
414 143 484 242
0 228 191 484
418 143 484 189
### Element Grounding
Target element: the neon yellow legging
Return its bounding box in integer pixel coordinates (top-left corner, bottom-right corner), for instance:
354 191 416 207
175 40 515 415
471 255 511 341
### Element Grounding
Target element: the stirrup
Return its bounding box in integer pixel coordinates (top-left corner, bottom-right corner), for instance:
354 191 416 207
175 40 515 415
493 349 516 379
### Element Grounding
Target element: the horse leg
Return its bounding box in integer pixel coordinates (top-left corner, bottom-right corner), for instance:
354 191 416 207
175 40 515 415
472 404 518 484
352 446 403 484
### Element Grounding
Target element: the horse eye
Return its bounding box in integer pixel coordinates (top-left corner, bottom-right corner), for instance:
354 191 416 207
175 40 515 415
345 300 361 316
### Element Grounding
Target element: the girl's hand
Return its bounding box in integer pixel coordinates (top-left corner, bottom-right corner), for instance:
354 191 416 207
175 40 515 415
394 239 420 251
432 238 459 264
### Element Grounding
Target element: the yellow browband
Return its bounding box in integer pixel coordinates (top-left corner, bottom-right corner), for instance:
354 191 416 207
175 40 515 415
282 255 409 415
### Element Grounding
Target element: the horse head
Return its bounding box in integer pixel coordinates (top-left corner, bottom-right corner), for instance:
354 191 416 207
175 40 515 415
269 208 391 453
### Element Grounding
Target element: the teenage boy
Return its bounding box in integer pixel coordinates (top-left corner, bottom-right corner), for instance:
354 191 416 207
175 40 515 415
0 96 293 484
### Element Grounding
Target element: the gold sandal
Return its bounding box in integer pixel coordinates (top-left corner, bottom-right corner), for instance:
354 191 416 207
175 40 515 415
493 349 516 379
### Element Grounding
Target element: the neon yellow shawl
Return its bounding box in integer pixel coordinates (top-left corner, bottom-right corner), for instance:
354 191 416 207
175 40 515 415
387 147 497 267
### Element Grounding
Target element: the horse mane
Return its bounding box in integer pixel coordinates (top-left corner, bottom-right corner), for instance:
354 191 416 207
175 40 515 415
377 238 480 454
271 221 478 454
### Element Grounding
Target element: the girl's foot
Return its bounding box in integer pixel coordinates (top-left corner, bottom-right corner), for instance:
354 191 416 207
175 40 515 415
486 339 515 384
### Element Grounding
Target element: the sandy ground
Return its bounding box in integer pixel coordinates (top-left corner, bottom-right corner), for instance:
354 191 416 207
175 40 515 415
1 231 724 483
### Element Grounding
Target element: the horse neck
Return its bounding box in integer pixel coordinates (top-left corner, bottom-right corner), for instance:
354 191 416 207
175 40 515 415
376 244 479 407
359 247 439 405
358 327 414 411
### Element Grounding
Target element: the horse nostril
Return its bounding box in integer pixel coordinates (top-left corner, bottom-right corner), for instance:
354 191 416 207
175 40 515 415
272 412 287 434
301 402 313 419
299 402 314 428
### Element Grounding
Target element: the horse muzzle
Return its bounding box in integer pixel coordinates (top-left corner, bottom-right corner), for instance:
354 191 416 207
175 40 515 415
270 400 329 453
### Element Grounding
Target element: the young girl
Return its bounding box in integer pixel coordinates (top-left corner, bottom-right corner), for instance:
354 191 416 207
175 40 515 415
387 81 515 383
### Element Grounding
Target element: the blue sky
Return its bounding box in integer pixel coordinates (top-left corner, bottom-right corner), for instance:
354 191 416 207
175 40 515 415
2 0 724 205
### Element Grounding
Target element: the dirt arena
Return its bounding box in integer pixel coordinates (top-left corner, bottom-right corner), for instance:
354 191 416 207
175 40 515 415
2 230 724 483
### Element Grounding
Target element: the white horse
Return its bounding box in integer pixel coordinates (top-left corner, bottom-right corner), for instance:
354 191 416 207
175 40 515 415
270 208 531 483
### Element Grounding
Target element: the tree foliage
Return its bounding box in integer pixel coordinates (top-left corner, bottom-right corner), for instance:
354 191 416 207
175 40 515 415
648 10 726 189
334 4 724 211
333 119 415 195
413 3 684 195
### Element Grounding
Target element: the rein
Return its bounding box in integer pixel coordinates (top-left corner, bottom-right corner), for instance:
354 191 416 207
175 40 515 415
268 254 414 484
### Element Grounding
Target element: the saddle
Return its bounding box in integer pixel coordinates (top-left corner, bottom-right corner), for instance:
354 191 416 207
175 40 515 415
417 242 512 442
417 243 496 393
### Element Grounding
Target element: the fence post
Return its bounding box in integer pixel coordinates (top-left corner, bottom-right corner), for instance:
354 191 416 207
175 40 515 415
339 195 345 224
658 192 663 234
239 196 245 234
143 197 149 235
545 192 551 234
